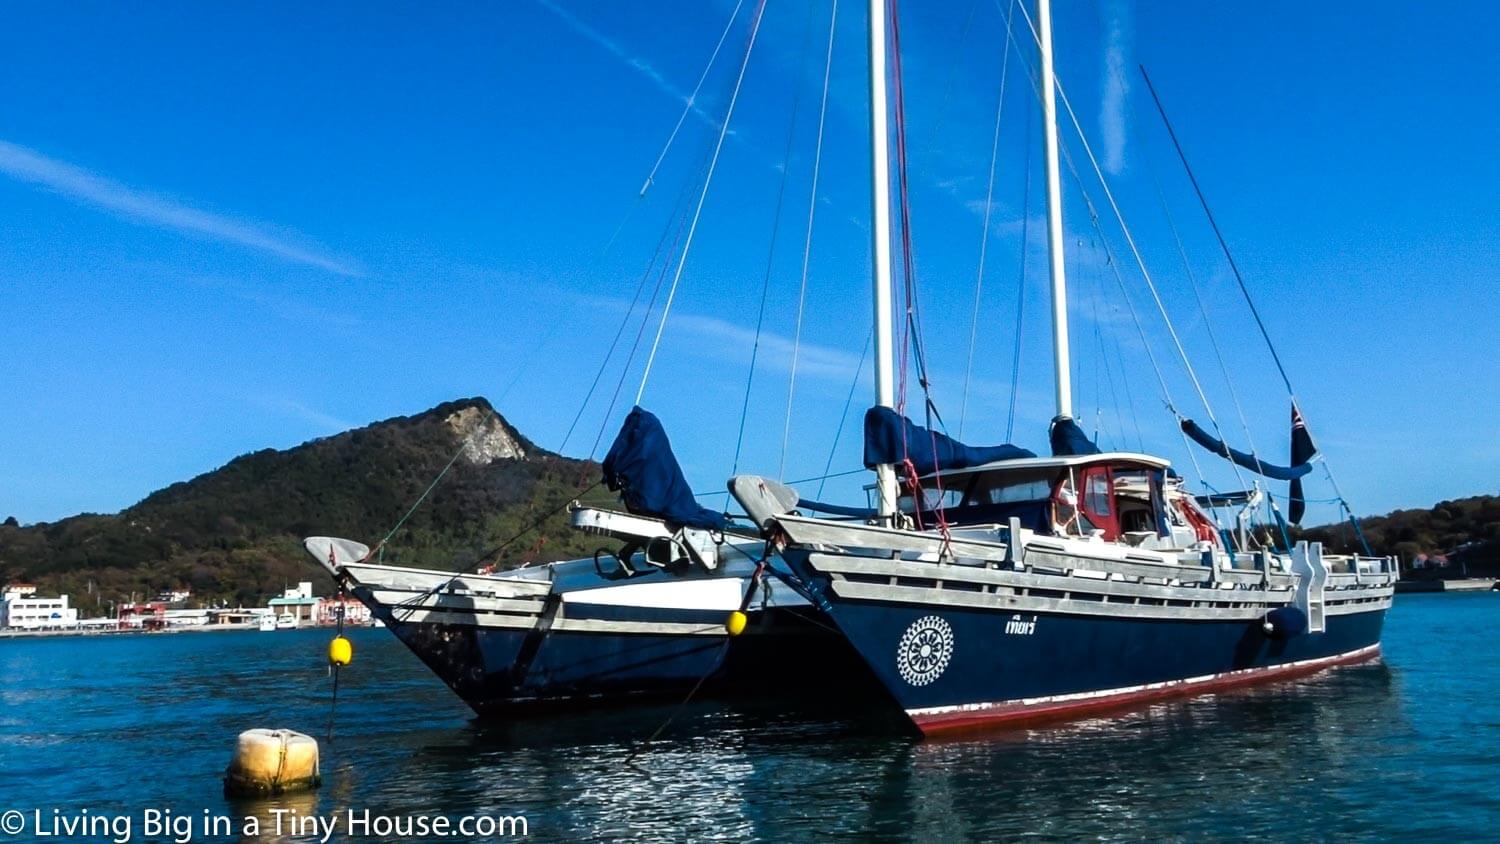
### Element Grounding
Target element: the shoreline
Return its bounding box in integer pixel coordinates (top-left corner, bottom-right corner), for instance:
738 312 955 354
0 621 372 639
1394 578 1497 594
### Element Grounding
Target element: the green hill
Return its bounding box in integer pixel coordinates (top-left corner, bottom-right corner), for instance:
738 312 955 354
1298 494 1500 574
0 398 617 615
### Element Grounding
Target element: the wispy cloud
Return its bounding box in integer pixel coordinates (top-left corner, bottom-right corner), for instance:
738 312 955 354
531 0 693 106
185 276 364 328
1099 0 1131 175
672 311 865 383
261 396 355 433
0 140 361 276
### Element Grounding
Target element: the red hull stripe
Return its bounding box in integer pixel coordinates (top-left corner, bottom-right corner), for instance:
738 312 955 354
909 644 1382 736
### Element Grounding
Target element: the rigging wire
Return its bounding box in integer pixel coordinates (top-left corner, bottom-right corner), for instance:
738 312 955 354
1145 148 1268 473
925 0 983 146
587 108 742 463
640 0 748 200
1012 1 1213 420
1136 66 1296 398
890 0 957 546
816 331 872 500
1008 1 1254 512
635 0 770 406
1084 239 1127 449
586 189 699 460
559 169 702 455
368 434 474 562
374 34 729 557
1006 105 1033 441
599 0 749 257
958 0 1015 440
1105 297 1147 452
781 0 841 480
729 0 819 498
1143 140 1292 545
1139 65 1369 546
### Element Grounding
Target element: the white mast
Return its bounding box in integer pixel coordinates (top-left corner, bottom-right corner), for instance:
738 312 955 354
1037 0 1073 420
867 0 899 517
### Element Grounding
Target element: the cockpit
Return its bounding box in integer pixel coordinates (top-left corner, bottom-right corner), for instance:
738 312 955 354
888 452 1218 550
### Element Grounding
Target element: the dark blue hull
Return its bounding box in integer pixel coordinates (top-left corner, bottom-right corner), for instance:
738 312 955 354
363 592 871 717
788 561 1387 734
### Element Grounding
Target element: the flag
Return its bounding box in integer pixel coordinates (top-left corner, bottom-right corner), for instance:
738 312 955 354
1288 404 1318 524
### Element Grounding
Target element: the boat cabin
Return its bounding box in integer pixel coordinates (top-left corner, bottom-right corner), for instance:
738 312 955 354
889 452 1217 549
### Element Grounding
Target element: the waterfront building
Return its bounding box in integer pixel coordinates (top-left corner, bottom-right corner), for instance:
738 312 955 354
2 585 80 630
268 581 318 625
316 595 372 626
118 602 167 630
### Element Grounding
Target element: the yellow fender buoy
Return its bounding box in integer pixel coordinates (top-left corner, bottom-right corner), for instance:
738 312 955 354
725 610 748 637
328 635 353 667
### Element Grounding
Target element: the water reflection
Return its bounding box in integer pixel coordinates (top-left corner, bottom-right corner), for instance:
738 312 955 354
6 598 1499 841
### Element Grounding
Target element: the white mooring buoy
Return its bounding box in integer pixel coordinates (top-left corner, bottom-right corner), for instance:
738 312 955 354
222 729 321 797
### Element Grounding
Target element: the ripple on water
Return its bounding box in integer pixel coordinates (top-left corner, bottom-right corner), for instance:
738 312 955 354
1 595 1497 840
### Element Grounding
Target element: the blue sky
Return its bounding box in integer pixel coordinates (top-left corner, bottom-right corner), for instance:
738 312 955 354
2 1 1496 528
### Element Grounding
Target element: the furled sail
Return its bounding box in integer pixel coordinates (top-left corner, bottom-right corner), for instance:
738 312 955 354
1179 418 1312 482
602 407 727 531
1049 417 1102 456
864 407 1034 475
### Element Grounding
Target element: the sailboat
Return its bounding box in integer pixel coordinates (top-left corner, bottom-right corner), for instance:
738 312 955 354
303 407 857 717
726 0 1395 735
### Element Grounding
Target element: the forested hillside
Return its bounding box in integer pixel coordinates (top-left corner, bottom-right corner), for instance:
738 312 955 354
1298 495 1500 574
0 398 617 615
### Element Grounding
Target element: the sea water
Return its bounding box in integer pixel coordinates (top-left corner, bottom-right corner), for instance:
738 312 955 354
1 592 1496 841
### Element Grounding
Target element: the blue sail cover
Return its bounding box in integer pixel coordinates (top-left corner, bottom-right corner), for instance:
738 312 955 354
863 406 1034 475
1180 418 1312 482
1050 417 1102 456
602 407 727 531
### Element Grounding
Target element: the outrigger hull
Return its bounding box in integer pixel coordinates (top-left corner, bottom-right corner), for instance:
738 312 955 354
305 531 865 717
369 591 844 716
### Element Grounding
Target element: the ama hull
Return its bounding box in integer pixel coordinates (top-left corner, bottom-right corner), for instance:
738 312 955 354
381 612 726 717
368 594 862 717
819 598 1386 736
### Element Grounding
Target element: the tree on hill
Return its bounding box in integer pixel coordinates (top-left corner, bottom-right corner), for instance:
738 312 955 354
1297 494 1500 575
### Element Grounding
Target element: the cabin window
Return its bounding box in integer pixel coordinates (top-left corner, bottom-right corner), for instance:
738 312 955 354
1078 466 1120 540
1112 469 1162 535
897 486 963 515
1051 473 1097 536
962 470 1055 507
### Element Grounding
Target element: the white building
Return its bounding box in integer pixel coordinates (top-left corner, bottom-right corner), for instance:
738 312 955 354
268 582 319 625
2 585 79 630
